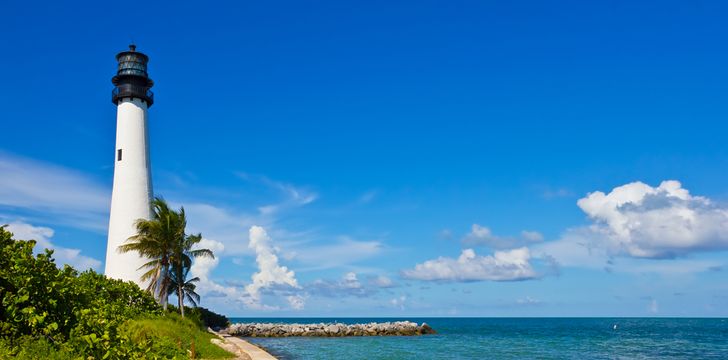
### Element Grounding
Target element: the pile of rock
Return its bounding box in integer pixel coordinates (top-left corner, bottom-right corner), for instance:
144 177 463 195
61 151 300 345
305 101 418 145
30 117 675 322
223 321 436 337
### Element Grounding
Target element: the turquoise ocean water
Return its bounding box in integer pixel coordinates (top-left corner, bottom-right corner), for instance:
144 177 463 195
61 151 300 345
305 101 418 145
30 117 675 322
229 318 727 359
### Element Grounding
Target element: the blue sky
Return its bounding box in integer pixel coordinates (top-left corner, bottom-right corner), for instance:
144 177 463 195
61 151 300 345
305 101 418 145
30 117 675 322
2 0 728 317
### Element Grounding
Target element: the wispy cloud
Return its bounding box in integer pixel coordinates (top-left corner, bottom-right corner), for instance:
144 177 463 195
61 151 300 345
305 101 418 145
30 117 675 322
306 272 396 298
369 275 396 288
236 172 317 215
288 235 384 271
438 229 453 240
648 298 659 314
0 152 109 231
390 295 407 310
358 190 378 204
542 187 574 199
534 227 724 275
462 224 544 249
308 272 372 298
183 202 263 256
516 296 542 306
5 221 101 270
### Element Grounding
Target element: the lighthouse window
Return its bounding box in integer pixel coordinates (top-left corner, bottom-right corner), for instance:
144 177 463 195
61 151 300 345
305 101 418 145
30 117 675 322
117 149 122 161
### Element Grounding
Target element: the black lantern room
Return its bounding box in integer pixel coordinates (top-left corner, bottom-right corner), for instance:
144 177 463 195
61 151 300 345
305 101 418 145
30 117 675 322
112 45 154 107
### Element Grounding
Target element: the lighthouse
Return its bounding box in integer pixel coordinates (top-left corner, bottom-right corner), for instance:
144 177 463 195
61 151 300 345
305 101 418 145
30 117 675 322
104 45 154 286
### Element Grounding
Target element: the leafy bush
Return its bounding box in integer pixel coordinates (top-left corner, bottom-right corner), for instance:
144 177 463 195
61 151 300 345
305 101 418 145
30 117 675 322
0 226 233 359
170 306 230 330
0 228 79 342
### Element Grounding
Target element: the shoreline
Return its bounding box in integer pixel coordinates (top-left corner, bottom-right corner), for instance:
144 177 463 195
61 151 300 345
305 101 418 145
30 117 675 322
211 330 278 360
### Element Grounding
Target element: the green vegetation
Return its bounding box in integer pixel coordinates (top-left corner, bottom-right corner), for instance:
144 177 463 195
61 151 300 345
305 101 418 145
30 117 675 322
0 226 233 359
189 307 231 330
166 306 231 330
121 313 232 359
119 197 214 317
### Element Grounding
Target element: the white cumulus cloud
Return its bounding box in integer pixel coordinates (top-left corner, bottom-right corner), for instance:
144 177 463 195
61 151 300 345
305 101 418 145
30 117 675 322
577 180 728 258
193 238 226 275
244 226 301 309
402 247 538 282
191 228 304 311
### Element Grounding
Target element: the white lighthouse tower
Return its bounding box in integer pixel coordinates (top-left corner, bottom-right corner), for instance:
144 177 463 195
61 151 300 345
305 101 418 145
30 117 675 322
104 45 155 287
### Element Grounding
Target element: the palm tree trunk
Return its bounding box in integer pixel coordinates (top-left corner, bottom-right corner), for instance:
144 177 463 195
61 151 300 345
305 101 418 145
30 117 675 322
160 257 170 310
178 285 185 317
161 277 169 311
161 283 168 311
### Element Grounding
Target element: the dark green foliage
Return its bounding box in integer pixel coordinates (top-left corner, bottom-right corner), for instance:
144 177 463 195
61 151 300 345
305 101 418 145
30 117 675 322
189 307 230 330
0 226 232 359
167 306 230 330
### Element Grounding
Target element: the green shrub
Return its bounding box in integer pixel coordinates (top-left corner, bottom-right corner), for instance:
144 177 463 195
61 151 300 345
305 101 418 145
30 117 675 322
0 228 79 342
0 226 233 359
167 305 230 330
189 307 230 330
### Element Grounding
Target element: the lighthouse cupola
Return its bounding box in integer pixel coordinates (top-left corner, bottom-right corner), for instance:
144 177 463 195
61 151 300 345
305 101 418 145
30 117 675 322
112 44 154 107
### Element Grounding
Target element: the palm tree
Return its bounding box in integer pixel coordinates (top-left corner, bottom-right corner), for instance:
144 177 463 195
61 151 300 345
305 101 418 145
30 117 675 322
170 232 213 317
168 266 202 310
119 196 214 316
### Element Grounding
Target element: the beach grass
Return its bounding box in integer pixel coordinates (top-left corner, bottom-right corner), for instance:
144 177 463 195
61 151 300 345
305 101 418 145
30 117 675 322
121 313 235 359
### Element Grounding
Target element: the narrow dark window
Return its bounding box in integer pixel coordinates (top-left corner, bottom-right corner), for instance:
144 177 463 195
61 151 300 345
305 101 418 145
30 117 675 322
117 149 122 161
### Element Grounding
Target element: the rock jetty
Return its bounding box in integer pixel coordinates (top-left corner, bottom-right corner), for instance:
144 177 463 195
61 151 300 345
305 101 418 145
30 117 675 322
223 321 436 337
